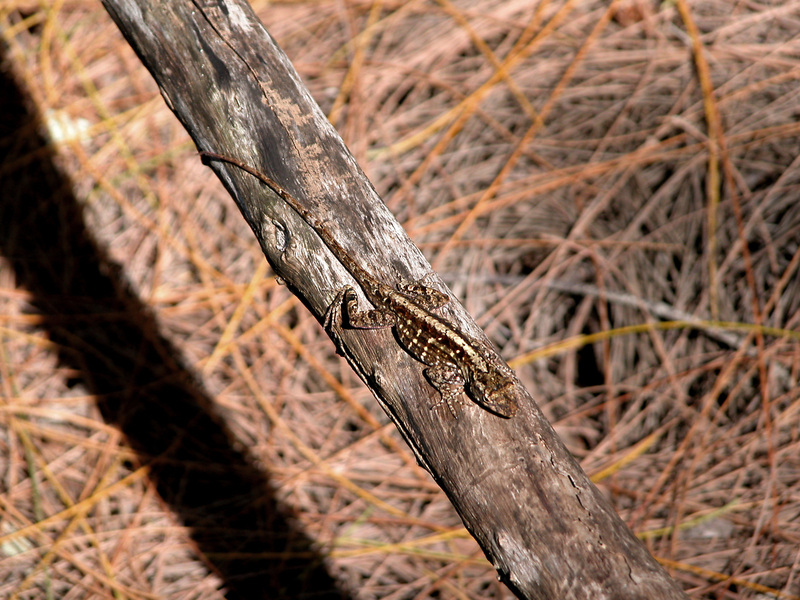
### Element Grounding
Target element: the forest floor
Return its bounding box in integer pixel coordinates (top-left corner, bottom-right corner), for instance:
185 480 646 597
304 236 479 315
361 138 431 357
1 1 800 598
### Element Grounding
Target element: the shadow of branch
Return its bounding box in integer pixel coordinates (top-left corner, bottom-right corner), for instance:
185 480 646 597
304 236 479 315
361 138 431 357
0 59 347 600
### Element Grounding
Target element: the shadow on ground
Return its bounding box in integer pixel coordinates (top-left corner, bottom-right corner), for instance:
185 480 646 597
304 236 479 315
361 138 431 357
0 55 347 600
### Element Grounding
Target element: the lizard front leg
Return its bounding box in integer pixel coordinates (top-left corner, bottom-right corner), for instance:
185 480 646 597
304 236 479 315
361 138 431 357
425 363 467 418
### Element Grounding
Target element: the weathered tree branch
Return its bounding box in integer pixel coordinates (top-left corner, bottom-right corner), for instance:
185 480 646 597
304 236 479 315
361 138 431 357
101 1 689 598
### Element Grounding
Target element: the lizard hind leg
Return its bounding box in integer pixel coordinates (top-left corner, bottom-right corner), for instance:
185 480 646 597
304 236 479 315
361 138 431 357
324 286 397 350
322 288 351 356
340 287 397 330
397 282 450 310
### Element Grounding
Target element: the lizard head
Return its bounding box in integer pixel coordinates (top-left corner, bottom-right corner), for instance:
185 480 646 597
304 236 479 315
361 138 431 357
468 374 519 419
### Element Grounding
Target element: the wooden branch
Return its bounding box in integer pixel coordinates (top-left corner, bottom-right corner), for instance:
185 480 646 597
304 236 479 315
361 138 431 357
101 1 689 598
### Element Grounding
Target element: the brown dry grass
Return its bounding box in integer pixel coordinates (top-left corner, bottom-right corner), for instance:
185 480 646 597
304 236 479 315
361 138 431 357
2 0 800 598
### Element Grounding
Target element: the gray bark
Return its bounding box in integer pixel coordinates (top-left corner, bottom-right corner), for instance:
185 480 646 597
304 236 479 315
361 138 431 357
100 1 689 598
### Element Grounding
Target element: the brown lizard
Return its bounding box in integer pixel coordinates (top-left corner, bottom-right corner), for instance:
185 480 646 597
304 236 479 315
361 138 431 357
201 151 519 418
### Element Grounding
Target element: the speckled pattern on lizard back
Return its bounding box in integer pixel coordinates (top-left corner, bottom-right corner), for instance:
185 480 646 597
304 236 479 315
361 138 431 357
201 151 519 418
